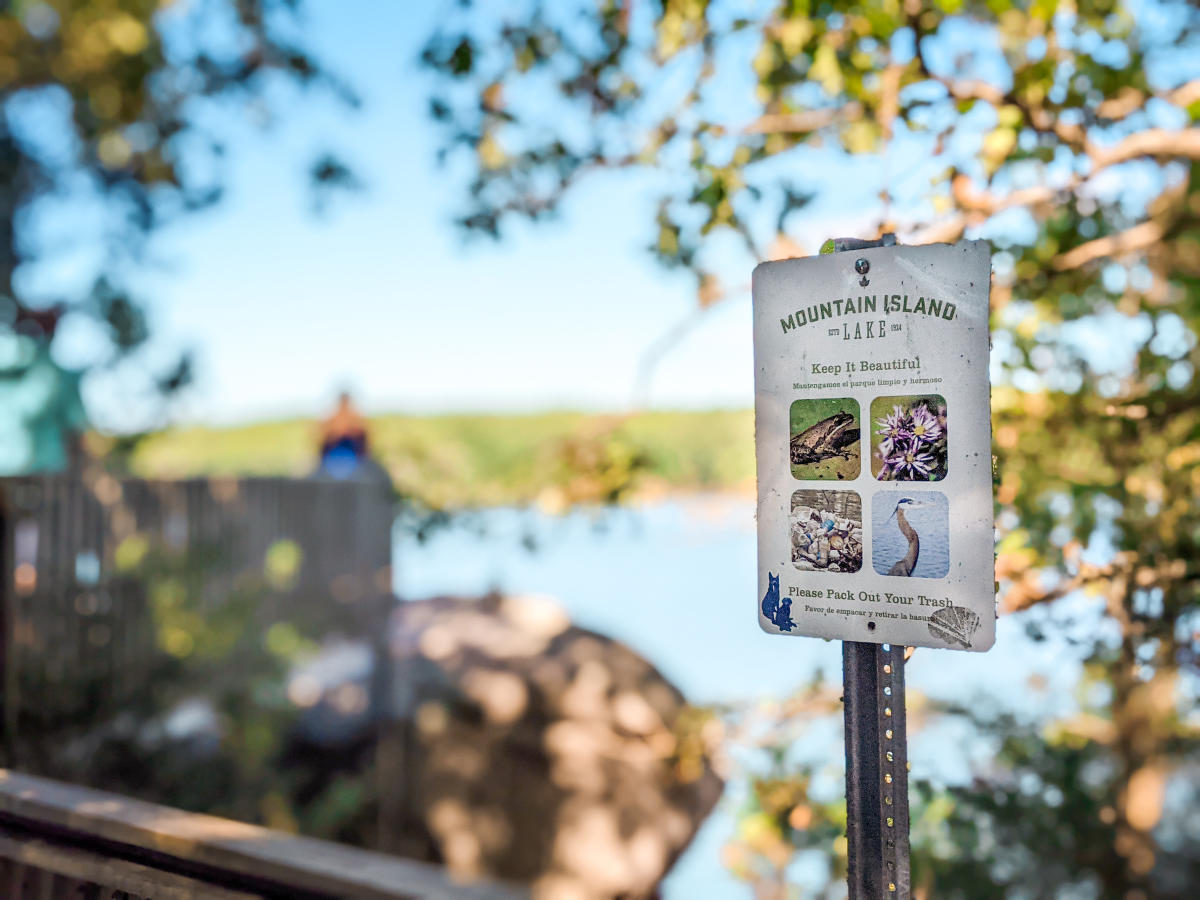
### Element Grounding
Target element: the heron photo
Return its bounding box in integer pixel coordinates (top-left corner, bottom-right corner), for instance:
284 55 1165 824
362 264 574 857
872 492 950 579
870 394 948 481
790 490 863 573
789 397 861 480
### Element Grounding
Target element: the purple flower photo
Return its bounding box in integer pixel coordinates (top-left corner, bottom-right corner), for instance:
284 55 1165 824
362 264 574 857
870 395 948 481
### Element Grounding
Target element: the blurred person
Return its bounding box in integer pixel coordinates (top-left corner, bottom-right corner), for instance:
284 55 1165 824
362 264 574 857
0 305 87 476
316 391 370 479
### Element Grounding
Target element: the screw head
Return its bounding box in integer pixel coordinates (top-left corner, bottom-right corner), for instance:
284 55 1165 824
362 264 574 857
855 257 870 274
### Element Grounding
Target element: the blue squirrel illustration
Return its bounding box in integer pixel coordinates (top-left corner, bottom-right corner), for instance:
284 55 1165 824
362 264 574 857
761 572 794 631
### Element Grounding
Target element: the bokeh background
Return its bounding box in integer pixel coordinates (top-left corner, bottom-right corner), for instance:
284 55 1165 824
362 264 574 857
1 1 1198 898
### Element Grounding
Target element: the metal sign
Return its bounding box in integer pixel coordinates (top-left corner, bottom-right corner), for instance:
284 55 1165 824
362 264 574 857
753 239 995 652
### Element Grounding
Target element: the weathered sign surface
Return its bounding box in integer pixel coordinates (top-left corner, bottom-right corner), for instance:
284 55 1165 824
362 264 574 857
753 240 995 651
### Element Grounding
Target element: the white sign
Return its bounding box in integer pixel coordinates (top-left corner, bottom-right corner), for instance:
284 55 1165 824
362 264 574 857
753 240 995 651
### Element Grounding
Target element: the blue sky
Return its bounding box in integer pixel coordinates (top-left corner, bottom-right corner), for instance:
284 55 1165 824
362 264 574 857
32 0 883 428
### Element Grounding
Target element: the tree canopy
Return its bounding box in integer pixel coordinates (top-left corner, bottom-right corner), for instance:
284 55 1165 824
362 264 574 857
425 2 1200 895
0 0 355 432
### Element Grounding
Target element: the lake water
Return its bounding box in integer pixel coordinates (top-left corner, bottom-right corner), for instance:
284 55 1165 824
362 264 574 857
393 495 1082 898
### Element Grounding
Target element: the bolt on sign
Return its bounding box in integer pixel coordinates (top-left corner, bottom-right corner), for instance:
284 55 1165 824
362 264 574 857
753 240 995 651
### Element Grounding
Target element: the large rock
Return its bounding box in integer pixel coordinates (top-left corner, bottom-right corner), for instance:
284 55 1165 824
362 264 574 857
381 593 724 899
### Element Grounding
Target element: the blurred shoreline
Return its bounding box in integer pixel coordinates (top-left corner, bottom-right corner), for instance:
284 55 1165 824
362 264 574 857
116 409 759 508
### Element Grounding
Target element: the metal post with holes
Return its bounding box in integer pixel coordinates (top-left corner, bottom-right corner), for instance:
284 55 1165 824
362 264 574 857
843 641 909 898
831 235 910 900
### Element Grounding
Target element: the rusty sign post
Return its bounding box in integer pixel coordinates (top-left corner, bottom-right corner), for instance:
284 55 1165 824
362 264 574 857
843 639 910 896
752 236 994 899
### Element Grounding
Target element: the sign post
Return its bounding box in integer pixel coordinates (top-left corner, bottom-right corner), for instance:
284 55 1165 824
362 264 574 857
752 236 994 899
843 640 910 897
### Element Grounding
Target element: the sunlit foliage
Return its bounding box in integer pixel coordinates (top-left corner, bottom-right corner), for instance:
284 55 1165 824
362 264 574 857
425 1 1200 895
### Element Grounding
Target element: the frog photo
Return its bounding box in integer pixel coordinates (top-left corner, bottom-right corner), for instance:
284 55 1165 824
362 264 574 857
789 397 861 480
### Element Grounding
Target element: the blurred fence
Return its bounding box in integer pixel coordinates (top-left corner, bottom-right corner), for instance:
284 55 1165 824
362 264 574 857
0 473 395 754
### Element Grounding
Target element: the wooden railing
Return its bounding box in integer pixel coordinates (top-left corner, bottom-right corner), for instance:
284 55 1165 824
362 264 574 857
0 770 524 899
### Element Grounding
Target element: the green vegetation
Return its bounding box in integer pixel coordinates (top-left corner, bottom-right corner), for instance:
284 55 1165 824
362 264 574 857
425 0 1200 894
127 410 755 508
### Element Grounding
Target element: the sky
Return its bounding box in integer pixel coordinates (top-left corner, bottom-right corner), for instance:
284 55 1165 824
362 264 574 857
20 0 897 430
33 0 850 428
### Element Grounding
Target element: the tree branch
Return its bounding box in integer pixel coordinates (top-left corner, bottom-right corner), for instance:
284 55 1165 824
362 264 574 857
913 126 1200 250
742 104 862 135
1052 221 1167 271
1089 128 1200 170
1097 78 1200 120
1001 557 1133 616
